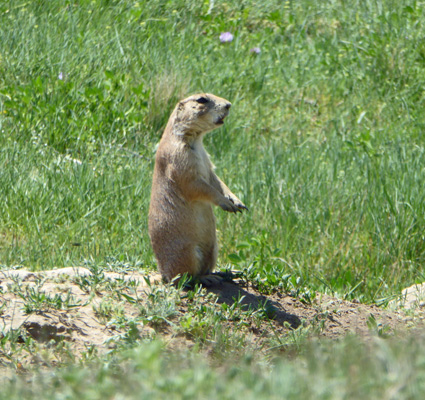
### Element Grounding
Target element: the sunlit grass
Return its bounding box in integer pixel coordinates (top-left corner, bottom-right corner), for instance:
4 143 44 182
2 336 425 400
1 1 425 394
1 0 425 303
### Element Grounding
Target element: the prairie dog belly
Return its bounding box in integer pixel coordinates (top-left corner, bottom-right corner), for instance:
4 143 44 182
191 139 211 180
190 201 216 242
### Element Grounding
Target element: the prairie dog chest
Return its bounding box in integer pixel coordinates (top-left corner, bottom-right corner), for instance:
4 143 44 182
191 139 212 180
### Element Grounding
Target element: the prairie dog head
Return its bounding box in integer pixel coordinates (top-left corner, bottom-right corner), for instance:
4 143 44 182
172 93 231 137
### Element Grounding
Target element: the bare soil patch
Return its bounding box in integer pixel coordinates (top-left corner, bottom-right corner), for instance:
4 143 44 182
0 268 422 367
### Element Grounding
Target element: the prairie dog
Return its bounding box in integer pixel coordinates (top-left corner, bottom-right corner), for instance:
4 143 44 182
148 93 247 283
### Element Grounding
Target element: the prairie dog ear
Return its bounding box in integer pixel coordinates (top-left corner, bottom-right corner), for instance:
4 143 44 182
195 96 209 104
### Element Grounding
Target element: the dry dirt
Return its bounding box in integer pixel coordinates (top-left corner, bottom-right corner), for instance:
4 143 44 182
0 267 423 366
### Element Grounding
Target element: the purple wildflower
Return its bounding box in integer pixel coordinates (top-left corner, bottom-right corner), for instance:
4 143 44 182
58 72 64 80
250 47 261 54
219 32 234 43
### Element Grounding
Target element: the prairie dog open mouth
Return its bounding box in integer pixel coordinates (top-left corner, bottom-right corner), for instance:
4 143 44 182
215 113 228 125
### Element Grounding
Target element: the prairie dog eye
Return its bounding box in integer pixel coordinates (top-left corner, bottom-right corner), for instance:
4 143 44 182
196 97 209 104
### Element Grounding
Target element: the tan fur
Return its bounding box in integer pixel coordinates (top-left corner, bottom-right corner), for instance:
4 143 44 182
148 93 247 282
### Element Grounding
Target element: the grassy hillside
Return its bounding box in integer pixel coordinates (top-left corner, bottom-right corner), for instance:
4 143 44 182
2 0 425 397
2 0 425 302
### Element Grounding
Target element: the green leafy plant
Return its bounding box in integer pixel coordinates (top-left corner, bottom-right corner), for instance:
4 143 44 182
367 314 392 339
18 286 82 314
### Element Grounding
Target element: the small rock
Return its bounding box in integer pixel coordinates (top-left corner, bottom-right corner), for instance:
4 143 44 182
390 282 425 310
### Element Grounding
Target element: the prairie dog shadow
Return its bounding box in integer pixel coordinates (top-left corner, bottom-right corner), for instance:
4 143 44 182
204 280 301 329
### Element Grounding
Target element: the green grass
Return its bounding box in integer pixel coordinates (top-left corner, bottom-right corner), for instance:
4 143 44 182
2 336 425 400
1 0 425 395
2 0 424 301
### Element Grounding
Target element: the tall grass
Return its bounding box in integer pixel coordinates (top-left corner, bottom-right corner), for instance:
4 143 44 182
1 0 425 301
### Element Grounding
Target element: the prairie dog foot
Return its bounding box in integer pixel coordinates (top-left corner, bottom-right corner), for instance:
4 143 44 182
199 274 224 287
170 273 224 289
199 270 239 286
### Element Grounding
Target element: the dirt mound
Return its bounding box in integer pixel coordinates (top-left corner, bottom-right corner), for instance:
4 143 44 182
0 268 420 365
